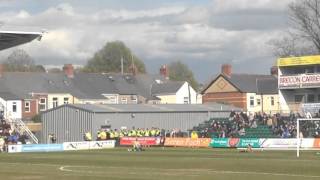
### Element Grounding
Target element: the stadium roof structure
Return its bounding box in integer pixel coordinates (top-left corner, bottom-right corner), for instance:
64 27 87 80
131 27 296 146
0 30 43 51
51 103 242 113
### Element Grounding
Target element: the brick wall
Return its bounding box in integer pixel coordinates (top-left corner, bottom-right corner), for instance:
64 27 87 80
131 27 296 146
202 92 247 110
22 99 38 120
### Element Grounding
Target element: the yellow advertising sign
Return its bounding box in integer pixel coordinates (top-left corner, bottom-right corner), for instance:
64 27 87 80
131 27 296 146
277 55 320 67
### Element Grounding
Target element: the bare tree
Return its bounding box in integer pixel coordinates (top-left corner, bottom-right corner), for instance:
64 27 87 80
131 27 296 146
3 49 45 72
270 0 320 57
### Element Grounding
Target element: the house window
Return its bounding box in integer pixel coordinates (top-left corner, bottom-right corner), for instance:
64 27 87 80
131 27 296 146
121 98 127 104
52 97 58 108
39 98 46 111
257 98 261 106
184 97 189 104
25 101 30 112
64 97 69 104
250 96 254 107
12 102 17 113
271 97 275 106
131 96 137 104
294 95 304 103
307 94 315 103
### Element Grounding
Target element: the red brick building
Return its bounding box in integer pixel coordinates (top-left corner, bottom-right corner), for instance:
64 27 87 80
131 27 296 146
201 64 279 113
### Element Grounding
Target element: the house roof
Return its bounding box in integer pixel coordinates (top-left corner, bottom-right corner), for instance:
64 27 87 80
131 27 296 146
46 103 242 113
202 73 278 94
0 92 20 100
151 81 185 95
0 72 182 100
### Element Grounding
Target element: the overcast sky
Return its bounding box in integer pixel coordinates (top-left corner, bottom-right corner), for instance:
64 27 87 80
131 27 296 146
0 0 293 83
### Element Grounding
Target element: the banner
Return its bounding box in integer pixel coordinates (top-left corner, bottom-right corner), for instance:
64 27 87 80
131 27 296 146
120 137 160 146
210 138 320 148
8 144 64 153
261 138 315 148
164 138 211 147
210 138 262 148
277 55 320 67
63 140 116 151
89 140 116 150
279 74 320 89
63 141 90 151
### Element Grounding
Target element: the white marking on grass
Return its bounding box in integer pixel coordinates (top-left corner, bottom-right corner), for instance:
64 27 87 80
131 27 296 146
57 165 320 179
59 166 72 172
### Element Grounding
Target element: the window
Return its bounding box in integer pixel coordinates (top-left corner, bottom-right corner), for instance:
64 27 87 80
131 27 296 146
52 97 58 108
121 98 127 104
64 97 69 104
184 97 189 104
39 98 46 111
131 96 137 104
271 97 275 106
12 102 17 113
294 95 304 103
25 101 30 112
257 98 261 106
250 96 254 107
307 94 315 103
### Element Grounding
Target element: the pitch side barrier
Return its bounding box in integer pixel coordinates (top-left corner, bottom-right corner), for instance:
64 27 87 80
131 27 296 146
164 138 211 147
209 138 320 149
8 140 116 153
119 137 212 147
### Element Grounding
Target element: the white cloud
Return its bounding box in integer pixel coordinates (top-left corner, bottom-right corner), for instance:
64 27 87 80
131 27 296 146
0 1 293 81
212 0 293 13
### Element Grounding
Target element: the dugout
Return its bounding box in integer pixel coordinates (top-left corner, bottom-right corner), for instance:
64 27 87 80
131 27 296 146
41 103 240 143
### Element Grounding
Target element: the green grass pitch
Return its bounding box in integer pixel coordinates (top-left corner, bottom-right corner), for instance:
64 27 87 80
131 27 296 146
0 147 320 180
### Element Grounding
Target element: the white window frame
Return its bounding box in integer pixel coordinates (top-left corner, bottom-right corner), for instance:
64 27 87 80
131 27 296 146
184 97 189 104
121 98 127 104
257 98 261 106
271 96 275 106
131 96 138 104
250 96 254 107
39 98 46 111
12 102 17 113
25 101 30 112
64 97 69 104
52 97 58 108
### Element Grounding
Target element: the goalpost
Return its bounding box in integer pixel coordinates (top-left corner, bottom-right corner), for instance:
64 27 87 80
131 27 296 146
296 117 320 157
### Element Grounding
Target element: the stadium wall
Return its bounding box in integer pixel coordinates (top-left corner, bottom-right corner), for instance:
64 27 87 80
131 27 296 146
41 105 232 143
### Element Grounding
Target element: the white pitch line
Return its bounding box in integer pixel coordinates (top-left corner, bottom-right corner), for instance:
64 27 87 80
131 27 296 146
59 166 73 172
57 165 320 179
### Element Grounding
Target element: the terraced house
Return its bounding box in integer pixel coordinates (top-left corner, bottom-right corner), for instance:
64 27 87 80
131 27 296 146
0 64 199 121
201 64 279 114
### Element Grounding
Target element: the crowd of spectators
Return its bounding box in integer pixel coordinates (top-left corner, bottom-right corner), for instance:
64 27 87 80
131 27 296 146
196 110 320 139
0 117 29 152
85 127 164 141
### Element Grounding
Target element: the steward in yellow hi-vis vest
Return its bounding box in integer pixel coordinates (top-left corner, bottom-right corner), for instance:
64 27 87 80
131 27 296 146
191 131 198 139
85 132 92 141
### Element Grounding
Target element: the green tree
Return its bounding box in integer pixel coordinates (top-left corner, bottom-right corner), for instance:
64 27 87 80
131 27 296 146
83 41 146 73
3 49 45 72
168 61 199 90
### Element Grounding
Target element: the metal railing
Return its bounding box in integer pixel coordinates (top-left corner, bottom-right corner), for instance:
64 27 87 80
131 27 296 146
0 102 38 144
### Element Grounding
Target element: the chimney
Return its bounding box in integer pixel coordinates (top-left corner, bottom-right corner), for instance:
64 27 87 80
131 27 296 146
63 64 74 78
221 64 232 77
270 66 278 76
0 64 4 78
160 65 169 79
